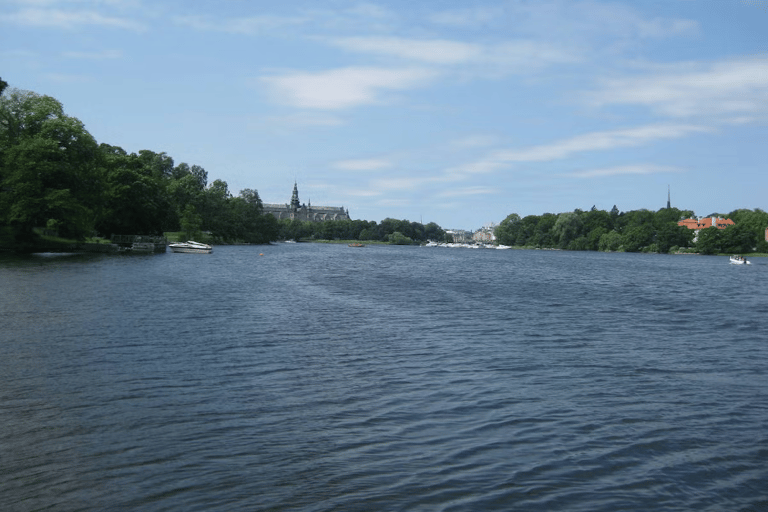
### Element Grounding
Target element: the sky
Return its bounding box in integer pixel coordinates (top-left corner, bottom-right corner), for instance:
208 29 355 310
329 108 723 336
2 0 767 230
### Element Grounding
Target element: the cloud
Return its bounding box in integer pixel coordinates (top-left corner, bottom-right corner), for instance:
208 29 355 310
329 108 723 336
450 135 499 148
429 1 699 40
438 186 497 198
567 164 684 178
0 7 145 30
590 57 768 118
62 49 122 59
173 14 306 35
333 158 392 171
327 36 579 74
491 123 713 162
328 37 482 64
446 123 712 180
260 66 437 110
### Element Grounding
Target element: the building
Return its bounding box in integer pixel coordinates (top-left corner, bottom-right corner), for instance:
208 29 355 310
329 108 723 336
262 182 350 222
445 229 472 243
677 217 735 230
472 222 497 243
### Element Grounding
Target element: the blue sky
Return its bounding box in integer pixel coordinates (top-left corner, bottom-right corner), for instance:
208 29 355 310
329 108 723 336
2 0 767 230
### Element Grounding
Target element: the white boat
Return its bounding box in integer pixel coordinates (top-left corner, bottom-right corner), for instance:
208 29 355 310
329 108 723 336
169 241 213 254
729 255 750 265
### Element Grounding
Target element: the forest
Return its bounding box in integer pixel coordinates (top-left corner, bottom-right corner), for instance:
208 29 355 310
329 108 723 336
494 206 768 255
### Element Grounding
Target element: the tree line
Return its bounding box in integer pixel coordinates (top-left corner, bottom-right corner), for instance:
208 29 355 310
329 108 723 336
495 206 768 254
0 84 285 246
0 83 449 248
276 217 445 244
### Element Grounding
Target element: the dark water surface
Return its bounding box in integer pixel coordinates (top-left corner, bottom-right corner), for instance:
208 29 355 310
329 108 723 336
1 244 766 511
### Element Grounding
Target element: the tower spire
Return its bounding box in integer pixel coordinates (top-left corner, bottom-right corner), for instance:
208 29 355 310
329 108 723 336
290 181 300 211
667 185 671 209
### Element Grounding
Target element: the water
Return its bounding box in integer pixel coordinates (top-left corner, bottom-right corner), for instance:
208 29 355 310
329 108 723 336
1 244 766 511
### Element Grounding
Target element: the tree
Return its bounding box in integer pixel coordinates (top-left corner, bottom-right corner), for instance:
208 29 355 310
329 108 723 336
424 222 445 242
621 224 654 252
598 230 623 252
696 227 723 255
552 212 584 248
98 145 170 236
655 222 693 253
1 89 101 240
495 213 521 246
720 223 758 254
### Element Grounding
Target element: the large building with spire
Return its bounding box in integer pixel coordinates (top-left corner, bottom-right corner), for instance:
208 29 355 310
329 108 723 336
262 182 350 222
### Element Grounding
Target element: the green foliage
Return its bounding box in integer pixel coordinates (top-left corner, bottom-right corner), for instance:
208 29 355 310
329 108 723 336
495 213 521 246
1 88 100 240
696 227 722 255
387 231 414 245
0 86 280 247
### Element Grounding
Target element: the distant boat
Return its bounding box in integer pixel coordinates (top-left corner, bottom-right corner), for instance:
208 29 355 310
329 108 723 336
729 255 750 265
348 243 365 247
169 241 213 254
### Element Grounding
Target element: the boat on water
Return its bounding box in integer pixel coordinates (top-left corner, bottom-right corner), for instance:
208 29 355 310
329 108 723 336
348 243 366 247
169 241 213 254
729 255 750 265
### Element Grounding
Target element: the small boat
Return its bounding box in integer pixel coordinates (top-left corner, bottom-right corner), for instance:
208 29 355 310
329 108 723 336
348 243 365 247
729 255 750 265
169 241 213 254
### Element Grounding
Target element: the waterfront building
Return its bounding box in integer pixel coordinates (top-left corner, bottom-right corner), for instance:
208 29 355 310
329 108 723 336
262 182 350 222
677 217 735 230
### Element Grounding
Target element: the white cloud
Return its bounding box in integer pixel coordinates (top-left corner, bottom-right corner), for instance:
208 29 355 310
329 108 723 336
451 135 499 148
429 1 699 40
428 6 502 27
62 49 122 59
568 164 684 178
491 123 713 162
445 123 712 181
438 186 497 198
333 158 392 171
0 8 145 30
260 66 437 110
173 14 306 35
591 57 768 118
329 37 482 65
327 36 579 74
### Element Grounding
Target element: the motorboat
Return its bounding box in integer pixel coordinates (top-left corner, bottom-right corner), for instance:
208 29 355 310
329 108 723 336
729 255 750 265
169 241 213 254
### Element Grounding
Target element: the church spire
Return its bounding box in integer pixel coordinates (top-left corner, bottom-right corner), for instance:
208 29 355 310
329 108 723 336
290 182 300 211
667 185 671 209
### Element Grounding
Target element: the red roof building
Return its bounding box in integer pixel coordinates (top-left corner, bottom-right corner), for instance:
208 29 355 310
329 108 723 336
678 217 734 230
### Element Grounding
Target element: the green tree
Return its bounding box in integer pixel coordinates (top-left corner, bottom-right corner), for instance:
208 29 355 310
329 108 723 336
598 230 623 252
1 89 101 240
534 213 557 247
201 179 232 238
621 224 654 252
696 227 723 255
97 145 170 236
720 223 758 253
495 213 521 246
424 222 445 242
552 212 584 248
179 204 202 241
655 222 694 253
388 231 414 245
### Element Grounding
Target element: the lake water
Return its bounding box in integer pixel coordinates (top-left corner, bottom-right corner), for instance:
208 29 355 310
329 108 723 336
1 244 766 511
